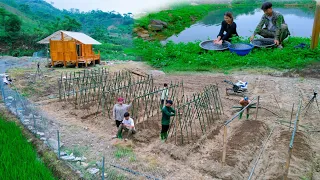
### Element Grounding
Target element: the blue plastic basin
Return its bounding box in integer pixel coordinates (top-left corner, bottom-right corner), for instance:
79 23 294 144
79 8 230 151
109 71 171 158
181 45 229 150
228 43 254 56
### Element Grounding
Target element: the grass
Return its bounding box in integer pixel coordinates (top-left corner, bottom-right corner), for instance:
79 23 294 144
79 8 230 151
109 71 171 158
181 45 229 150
113 144 136 161
0 115 55 180
132 36 320 72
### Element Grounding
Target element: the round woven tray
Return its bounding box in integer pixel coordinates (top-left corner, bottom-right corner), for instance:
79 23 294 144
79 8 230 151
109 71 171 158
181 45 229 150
251 38 275 48
199 40 231 51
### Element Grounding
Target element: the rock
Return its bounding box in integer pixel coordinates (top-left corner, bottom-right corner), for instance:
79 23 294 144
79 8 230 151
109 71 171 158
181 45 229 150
88 168 99 175
150 19 168 27
47 138 64 150
142 30 149 34
61 155 75 161
139 33 150 38
74 156 87 161
137 31 149 38
6 96 14 101
59 151 67 156
148 24 164 31
23 119 30 124
40 137 47 141
37 132 45 136
96 161 102 167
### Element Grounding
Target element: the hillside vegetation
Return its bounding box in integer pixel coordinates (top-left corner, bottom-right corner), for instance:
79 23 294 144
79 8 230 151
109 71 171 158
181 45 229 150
0 0 134 60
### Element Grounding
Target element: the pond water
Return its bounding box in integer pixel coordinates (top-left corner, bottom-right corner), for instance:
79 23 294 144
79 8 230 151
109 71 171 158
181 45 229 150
165 7 315 43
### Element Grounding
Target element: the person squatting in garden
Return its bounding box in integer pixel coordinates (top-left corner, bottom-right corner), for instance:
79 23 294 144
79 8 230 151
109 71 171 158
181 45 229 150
239 96 251 120
160 83 169 108
117 112 136 141
160 100 176 141
214 12 239 45
112 97 132 138
250 2 290 49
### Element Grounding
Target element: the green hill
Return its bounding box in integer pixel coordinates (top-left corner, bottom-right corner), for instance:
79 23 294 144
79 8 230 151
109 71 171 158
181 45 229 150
0 0 134 60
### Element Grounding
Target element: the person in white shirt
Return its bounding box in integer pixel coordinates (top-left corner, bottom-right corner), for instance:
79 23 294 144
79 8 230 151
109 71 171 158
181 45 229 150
160 83 169 108
112 97 132 138
117 112 136 141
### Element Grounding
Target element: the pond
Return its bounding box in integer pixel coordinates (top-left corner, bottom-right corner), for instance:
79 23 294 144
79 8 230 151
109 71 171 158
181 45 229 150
165 7 315 43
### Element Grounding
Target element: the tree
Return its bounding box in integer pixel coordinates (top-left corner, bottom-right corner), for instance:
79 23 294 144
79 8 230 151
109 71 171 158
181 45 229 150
5 14 22 33
61 16 81 31
90 26 107 41
0 7 7 29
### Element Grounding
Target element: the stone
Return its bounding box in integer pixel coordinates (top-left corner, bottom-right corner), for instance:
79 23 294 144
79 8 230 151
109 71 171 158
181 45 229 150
139 33 149 38
148 24 164 31
142 30 149 34
60 151 67 156
40 137 47 141
6 96 14 101
23 119 30 124
37 132 45 136
88 168 99 175
61 155 75 161
74 156 87 161
150 19 168 27
47 138 64 150
96 161 102 167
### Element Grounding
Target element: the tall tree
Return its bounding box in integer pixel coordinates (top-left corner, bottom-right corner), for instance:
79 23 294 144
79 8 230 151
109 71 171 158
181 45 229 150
5 14 22 33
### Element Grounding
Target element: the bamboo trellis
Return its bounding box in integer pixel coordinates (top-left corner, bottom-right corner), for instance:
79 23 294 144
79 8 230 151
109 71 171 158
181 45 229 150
130 81 184 129
58 69 135 108
168 85 223 145
97 75 154 118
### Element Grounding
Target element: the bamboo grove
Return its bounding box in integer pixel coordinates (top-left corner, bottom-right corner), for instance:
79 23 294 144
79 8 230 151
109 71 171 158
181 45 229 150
58 68 223 145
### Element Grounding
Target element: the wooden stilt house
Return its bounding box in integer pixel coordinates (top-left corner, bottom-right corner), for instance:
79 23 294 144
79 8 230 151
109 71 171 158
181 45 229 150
38 30 101 67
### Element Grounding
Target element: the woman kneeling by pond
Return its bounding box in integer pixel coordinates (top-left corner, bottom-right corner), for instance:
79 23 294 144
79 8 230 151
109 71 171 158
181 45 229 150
213 12 238 45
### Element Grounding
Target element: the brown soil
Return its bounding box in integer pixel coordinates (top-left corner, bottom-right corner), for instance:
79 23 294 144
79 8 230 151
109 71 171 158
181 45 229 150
7 59 320 179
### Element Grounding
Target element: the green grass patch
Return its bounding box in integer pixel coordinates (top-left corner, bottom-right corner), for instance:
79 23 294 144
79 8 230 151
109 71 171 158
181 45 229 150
113 144 136 161
0 115 55 179
132 37 320 72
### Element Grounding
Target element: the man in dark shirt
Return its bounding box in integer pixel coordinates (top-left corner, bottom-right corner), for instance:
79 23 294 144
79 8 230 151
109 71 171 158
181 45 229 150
160 100 176 141
250 2 290 49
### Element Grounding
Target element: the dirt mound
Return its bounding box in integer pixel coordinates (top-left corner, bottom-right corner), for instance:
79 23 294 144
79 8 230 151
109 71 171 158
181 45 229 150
226 120 268 168
280 131 312 161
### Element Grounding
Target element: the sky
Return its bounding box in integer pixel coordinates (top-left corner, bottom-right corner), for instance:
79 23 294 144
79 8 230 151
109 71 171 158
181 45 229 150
45 0 190 15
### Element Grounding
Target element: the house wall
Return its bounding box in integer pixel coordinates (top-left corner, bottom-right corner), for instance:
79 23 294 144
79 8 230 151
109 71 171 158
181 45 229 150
50 40 77 61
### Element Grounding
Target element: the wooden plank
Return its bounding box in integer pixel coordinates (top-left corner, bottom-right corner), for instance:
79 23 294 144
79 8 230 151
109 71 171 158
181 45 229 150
311 2 320 49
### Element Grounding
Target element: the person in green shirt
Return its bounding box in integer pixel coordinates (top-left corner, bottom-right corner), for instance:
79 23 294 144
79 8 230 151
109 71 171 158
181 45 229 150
250 2 290 49
160 100 175 141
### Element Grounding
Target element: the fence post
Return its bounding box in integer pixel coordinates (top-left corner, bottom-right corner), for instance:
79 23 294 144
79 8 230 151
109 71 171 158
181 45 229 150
57 130 60 159
222 125 227 166
101 157 105 180
255 96 260 120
